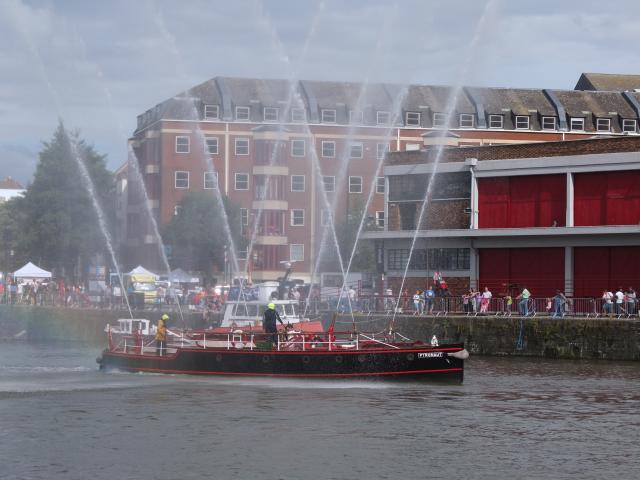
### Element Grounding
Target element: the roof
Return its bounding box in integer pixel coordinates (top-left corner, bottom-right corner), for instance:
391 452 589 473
13 262 52 278
386 135 640 165
0 176 24 189
575 73 640 92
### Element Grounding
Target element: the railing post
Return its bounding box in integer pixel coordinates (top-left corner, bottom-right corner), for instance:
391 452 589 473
250 334 254 350
203 333 206 349
227 334 230 350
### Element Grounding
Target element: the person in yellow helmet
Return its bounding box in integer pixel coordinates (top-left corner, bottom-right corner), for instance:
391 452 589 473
263 303 284 348
156 314 168 356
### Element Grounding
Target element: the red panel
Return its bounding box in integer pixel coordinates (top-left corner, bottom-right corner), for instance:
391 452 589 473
479 248 564 298
478 175 566 228
573 247 609 297
478 249 510 294
610 247 640 290
575 171 640 226
478 178 509 228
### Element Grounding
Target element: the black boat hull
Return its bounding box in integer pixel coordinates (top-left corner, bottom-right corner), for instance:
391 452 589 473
98 345 465 382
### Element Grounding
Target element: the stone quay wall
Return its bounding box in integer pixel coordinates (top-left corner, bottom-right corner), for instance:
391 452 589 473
1 306 638 361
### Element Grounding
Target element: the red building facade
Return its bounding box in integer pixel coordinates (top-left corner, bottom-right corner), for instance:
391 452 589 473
125 76 640 283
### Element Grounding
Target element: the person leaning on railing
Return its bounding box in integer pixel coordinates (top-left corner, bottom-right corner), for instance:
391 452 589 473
516 287 531 316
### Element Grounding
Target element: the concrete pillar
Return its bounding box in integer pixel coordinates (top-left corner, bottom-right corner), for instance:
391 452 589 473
469 246 479 290
564 246 574 297
566 172 574 227
469 164 479 229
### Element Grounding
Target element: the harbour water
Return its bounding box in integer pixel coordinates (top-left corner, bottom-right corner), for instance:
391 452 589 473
1 341 638 479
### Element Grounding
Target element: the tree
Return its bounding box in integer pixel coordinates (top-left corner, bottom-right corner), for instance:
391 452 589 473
17 122 115 280
162 191 243 280
0 197 26 274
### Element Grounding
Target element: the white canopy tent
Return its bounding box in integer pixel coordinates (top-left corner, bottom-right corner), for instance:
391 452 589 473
13 262 52 279
127 265 157 277
169 268 199 284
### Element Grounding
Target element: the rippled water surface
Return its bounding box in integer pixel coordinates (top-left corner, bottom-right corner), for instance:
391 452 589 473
1 342 638 480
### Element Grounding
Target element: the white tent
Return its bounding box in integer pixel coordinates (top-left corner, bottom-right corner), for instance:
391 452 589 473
13 262 52 279
127 265 157 277
169 268 199 284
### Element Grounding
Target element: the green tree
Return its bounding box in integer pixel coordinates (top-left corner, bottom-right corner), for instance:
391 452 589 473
0 197 27 274
18 122 115 280
162 191 244 280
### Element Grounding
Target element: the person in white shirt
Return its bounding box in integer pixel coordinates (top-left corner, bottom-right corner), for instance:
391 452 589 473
614 288 625 315
480 287 492 313
626 287 637 316
413 291 421 315
602 290 613 315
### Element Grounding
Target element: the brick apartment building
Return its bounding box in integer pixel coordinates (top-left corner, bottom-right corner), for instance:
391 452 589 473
362 135 640 298
124 73 640 282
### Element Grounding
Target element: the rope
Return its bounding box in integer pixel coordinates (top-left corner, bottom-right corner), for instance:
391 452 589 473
516 318 525 351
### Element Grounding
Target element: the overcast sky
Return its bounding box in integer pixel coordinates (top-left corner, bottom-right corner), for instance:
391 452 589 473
2 0 640 184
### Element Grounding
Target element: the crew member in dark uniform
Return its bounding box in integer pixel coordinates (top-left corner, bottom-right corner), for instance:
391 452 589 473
263 303 284 348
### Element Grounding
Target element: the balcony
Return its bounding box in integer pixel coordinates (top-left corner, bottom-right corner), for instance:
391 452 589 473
255 235 288 246
253 165 288 176
252 200 288 210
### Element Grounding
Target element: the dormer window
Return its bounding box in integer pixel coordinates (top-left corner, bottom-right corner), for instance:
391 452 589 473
377 111 390 125
570 117 585 131
349 110 364 124
515 116 530 130
596 118 610 132
542 116 556 130
236 106 250 121
488 115 503 129
204 105 219 120
622 119 637 132
405 112 421 126
321 109 336 123
264 107 279 122
291 108 306 122
459 114 474 128
433 113 447 128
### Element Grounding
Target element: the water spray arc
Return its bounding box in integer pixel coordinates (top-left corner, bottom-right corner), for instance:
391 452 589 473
390 0 498 329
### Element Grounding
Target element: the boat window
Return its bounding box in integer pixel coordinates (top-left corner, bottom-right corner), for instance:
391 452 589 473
246 305 258 316
285 304 294 317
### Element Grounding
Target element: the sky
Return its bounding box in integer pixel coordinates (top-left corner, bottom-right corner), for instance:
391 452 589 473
1 0 640 185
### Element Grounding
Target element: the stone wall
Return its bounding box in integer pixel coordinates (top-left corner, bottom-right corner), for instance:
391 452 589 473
331 314 640 361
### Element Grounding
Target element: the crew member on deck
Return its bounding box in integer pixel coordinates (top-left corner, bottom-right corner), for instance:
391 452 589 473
263 303 284 348
156 314 168 356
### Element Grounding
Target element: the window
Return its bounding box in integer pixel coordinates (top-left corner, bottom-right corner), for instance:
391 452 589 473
322 176 335 192
290 209 305 226
349 176 362 193
291 139 305 157
433 113 447 128
488 115 503 129
235 173 249 190
174 171 189 189
237 248 248 260
376 143 389 160
376 176 385 194
322 141 336 158
291 175 305 192
427 248 470 270
376 211 385 227
377 111 390 125
174 205 182 216
264 107 279 122
236 106 250 121
204 172 218 189
349 142 363 159
235 138 249 155
387 249 409 270
240 208 249 225
570 117 585 131
623 119 637 132
175 136 190 153
205 137 218 155
291 108 306 122
459 114 475 128
320 209 332 226
405 112 421 126
515 116 530 130
542 116 556 130
596 118 611 132
321 109 336 123
349 110 364 124
204 105 219 120
290 244 304 262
